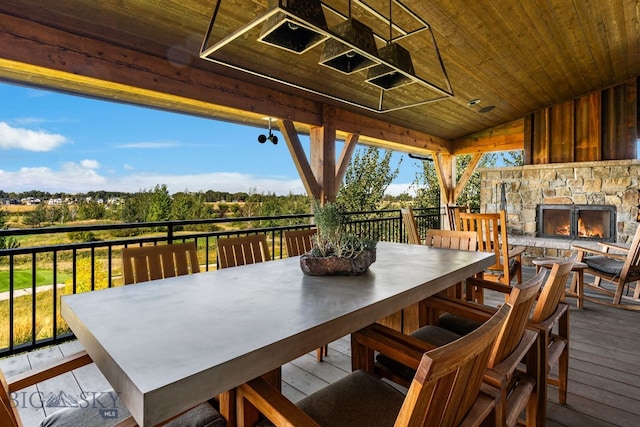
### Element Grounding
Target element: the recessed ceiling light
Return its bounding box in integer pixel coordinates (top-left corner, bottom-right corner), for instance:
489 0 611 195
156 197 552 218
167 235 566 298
479 105 495 113
467 98 481 106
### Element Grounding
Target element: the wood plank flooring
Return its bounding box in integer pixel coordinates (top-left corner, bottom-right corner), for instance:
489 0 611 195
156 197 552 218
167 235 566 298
1 266 639 426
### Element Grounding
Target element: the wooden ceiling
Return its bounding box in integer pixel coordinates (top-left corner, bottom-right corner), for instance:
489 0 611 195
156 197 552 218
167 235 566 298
0 0 638 155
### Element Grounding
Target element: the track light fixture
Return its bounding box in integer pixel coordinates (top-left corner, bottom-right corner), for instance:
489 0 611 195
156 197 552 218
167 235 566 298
258 118 278 145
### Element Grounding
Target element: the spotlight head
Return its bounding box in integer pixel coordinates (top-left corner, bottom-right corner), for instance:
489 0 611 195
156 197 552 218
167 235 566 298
258 134 267 143
269 135 278 145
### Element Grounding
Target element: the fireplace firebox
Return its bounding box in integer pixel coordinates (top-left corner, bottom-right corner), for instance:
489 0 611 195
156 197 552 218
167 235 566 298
536 204 616 241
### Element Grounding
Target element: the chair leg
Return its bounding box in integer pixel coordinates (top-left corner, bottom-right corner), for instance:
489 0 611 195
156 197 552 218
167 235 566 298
316 345 329 362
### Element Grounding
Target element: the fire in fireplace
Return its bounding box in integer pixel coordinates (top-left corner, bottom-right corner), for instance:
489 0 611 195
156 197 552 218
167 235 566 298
537 204 616 241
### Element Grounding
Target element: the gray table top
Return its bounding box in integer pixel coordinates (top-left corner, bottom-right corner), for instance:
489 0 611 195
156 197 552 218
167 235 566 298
61 241 493 426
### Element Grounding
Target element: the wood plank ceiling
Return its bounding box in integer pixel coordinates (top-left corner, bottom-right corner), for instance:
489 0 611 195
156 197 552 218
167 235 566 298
0 0 638 155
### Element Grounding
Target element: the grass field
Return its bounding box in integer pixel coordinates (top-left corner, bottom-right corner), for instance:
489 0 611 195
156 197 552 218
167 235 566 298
0 269 71 293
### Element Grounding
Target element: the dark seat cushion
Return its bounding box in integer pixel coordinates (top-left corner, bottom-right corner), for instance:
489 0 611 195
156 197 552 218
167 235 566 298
437 313 483 336
295 369 405 427
584 255 623 275
40 391 224 427
376 325 461 383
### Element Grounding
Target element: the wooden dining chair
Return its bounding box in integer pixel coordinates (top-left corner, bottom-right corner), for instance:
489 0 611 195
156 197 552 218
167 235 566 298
283 228 317 257
401 207 421 245
446 204 467 231
459 210 525 303
367 270 545 427
121 242 201 284
236 304 510 427
283 228 328 362
216 234 271 269
425 228 478 299
0 351 223 427
441 255 576 426
571 225 640 310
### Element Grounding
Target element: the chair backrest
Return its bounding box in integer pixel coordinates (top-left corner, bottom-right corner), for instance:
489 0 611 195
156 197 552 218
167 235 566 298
459 210 510 282
398 304 510 426
284 228 317 257
1 369 19 427
531 254 577 323
424 229 477 251
619 225 640 284
121 242 200 284
488 270 545 367
217 234 271 269
401 208 421 245
447 205 467 231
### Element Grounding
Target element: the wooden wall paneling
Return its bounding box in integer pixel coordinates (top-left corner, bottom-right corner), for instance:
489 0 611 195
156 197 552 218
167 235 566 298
550 100 575 163
574 92 601 162
602 80 638 160
532 109 550 164
523 114 533 165
625 78 638 159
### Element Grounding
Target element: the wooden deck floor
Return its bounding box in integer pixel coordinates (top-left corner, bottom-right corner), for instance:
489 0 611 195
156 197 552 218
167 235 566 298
1 267 639 426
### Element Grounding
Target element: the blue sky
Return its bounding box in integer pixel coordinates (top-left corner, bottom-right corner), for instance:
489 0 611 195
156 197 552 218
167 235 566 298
0 83 421 196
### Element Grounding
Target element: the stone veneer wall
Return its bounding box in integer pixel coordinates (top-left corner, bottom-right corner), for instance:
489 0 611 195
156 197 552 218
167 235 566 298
478 159 640 264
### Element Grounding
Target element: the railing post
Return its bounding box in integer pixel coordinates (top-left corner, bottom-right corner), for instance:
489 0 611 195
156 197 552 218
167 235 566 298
168 223 174 244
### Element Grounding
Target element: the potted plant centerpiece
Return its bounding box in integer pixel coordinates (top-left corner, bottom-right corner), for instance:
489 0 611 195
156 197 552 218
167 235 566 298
299 200 377 276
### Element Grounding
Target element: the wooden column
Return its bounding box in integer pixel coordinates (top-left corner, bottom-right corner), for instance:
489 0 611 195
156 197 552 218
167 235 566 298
433 152 482 228
310 105 337 203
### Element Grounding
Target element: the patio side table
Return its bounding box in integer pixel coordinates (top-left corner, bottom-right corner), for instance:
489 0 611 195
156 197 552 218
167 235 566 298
532 257 587 308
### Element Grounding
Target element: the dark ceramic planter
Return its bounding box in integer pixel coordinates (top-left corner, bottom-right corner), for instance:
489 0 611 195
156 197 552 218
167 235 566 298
299 249 376 276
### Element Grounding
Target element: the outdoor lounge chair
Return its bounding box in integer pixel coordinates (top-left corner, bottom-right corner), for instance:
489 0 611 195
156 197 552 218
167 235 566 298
571 225 640 310
236 304 511 427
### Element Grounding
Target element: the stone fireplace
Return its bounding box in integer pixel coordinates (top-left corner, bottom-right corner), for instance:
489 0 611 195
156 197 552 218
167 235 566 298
537 204 616 241
478 159 640 263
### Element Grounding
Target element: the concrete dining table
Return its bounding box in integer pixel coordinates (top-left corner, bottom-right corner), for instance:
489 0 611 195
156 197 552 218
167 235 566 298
61 241 494 427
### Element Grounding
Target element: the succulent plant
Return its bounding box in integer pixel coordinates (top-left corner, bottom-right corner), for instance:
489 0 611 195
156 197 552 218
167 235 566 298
310 199 376 258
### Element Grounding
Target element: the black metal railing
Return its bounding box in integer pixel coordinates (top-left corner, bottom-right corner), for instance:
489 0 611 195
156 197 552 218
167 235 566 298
0 207 440 356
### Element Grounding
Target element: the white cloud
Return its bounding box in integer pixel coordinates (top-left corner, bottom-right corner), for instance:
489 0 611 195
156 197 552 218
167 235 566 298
80 159 100 169
0 166 305 195
385 182 416 197
0 122 67 152
117 141 180 149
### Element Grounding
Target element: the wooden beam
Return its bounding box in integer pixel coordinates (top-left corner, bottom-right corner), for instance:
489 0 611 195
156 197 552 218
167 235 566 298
279 120 321 200
453 153 482 201
334 133 359 196
0 12 452 156
433 153 455 206
452 119 525 155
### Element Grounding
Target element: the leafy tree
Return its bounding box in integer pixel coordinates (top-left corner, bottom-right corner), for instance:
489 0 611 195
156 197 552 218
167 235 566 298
414 153 497 211
501 150 524 166
147 184 171 222
337 147 402 212
0 209 19 249
23 203 48 227
77 201 106 220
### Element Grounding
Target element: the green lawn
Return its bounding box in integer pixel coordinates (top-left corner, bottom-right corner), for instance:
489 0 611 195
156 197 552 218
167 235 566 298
0 269 71 293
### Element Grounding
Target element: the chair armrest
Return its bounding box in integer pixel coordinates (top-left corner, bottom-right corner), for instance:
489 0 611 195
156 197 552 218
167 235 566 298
483 329 537 389
237 377 321 427
423 295 496 323
597 242 630 253
7 350 92 392
570 245 627 261
528 303 569 333
508 245 526 259
353 323 436 370
467 276 512 295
